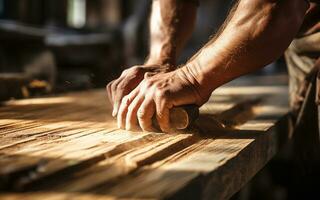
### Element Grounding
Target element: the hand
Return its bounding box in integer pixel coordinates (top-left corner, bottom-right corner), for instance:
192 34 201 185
116 66 212 132
106 64 173 117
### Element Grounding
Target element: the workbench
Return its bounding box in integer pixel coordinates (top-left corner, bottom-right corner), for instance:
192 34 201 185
0 74 291 200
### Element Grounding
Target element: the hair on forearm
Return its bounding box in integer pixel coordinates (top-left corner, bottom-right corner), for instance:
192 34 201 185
187 0 240 64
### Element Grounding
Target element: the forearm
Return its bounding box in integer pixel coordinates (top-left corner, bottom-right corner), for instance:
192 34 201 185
186 0 309 93
146 0 197 67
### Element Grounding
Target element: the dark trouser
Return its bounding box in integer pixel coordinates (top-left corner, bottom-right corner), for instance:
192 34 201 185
285 33 320 194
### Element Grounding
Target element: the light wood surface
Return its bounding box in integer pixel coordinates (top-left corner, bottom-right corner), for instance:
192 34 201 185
0 74 291 200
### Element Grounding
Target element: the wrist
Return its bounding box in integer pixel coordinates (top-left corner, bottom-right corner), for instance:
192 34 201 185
175 63 214 105
183 61 218 94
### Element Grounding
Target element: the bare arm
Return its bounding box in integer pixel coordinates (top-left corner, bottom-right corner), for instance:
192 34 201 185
185 0 309 95
107 0 197 116
146 0 197 66
117 0 310 132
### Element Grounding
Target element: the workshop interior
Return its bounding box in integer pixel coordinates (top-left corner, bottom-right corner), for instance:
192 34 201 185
0 1 318 200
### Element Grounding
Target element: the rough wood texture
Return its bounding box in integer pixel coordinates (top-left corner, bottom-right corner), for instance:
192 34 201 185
0 74 291 200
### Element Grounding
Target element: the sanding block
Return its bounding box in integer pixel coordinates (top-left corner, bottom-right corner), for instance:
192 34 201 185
153 105 199 130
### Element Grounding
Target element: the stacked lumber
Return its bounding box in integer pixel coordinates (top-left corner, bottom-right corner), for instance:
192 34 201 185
0 75 291 200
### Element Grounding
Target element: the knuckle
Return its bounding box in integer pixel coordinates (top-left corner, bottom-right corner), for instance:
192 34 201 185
122 69 129 75
131 66 140 73
156 110 165 119
144 79 153 88
121 96 130 105
155 107 165 118
106 84 110 91
117 88 129 99
127 104 136 113
155 89 168 100
117 82 125 91
144 72 154 79
129 66 143 75
137 108 147 119
144 72 150 79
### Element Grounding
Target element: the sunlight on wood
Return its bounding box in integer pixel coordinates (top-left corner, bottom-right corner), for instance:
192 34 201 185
0 76 291 199
5 97 74 106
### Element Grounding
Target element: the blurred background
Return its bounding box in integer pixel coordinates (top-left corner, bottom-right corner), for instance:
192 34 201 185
0 0 284 101
0 0 295 199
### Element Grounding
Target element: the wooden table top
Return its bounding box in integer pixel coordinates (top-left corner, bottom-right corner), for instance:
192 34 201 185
0 74 291 200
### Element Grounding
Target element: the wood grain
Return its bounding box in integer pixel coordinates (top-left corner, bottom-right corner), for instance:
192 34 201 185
0 74 291 200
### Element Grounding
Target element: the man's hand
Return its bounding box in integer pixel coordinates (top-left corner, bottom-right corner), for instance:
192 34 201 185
106 65 173 117
107 0 197 122
116 66 211 132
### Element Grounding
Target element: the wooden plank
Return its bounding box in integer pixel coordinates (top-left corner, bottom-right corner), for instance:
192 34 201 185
0 192 115 200
0 74 290 199
0 90 146 190
90 85 291 200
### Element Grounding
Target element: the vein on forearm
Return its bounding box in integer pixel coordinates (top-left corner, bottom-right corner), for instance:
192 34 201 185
188 0 309 90
147 0 197 66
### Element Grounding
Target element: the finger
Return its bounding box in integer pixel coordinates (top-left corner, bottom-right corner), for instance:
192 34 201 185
117 96 130 129
144 72 156 79
113 93 122 117
156 107 170 133
137 98 157 132
106 81 113 105
111 78 121 102
111 78 124 117
125 94 144 131
117 88 140 129
155 98 172 133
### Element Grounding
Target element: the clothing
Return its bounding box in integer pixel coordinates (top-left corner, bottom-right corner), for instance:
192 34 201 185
287 0 320 127
299 2 320 36
285 27 320 168
286 33 320 110
282 0 320 173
